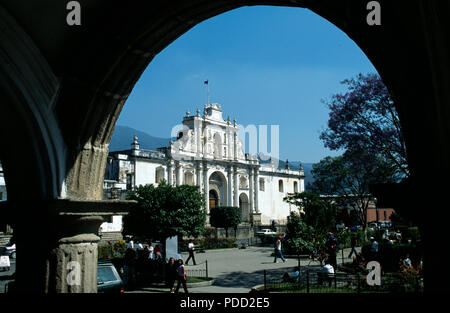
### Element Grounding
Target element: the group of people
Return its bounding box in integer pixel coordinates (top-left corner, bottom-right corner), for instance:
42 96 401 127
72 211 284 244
122 238 166 289
126 238 163 261
166 258 189 293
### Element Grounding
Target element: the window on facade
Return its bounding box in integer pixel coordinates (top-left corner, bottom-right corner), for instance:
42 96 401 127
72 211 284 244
240 176 247 189
155 167 165 184
294 181 298 193
184 171 194 186
278 180 284 192
259 178 265 192
126 173 133 190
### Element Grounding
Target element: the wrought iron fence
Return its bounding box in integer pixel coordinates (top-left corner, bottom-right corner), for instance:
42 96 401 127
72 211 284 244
185 260 209 278
263 269 423 294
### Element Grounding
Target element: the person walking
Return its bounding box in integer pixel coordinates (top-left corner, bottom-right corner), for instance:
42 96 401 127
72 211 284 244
185 240 197 265
325 232 338 270
175 259 188 294
123 247 137 289
348 234 358 259
166 257 178 293
273 236 286 263
369 237 379 261
148 243 154 260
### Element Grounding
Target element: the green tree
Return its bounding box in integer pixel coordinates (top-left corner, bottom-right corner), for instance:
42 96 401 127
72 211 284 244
284 211 315 255
310 151 397 230
123 182 206 242
284 191 337 233
209 206 241 238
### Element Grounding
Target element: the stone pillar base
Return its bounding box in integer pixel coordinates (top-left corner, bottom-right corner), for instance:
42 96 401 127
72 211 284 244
251 212 262 226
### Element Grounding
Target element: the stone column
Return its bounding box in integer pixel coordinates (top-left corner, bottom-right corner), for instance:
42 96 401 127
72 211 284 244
176 162 182 186
227 165 233 206
167 160 174 186
203 163 209 214
7 199 134 293
254 167 259 213
196 160 203 190
196 117 202 158
233 131 238 161
249 166 254 213
233 165 239 207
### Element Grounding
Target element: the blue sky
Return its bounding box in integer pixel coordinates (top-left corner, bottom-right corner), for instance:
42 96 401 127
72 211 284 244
117 6 378 163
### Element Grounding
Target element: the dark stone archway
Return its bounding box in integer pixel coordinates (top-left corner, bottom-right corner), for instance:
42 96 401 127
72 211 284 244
0 0 449 292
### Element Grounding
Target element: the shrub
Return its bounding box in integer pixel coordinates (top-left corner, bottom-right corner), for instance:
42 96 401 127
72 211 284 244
98 240 127 259
204 227 216 239
361 242 422 273
179 238 237 252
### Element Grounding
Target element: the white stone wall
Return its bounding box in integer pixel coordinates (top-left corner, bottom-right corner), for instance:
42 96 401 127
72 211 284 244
135 161 162 186
257 172 303 224
100 216 123 232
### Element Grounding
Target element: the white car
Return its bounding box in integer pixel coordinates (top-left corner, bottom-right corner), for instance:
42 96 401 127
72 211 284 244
256 229 276 236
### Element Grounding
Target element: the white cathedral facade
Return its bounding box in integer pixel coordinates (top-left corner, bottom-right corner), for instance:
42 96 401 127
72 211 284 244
102 103 305 233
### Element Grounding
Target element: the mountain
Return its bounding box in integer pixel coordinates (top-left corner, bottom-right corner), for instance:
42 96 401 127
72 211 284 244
109 125 170 152
109 125 316 186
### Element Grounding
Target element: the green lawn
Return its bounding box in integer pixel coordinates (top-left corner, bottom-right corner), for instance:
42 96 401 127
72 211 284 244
186 277 211 283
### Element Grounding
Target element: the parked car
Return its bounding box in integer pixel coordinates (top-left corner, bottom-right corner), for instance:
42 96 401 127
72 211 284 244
349 225 362 231
97 260 124 293
368 222 378 229
256 229 276 236
378 221 392 229
0 241 16 259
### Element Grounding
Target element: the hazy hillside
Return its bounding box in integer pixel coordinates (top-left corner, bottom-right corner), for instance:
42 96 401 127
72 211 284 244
109 125 170 152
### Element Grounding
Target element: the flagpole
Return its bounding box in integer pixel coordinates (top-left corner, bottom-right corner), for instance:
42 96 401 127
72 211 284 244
207 79 210 105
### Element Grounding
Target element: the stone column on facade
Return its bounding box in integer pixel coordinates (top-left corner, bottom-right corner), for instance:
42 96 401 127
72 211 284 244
233 131 238 161
233 165 239 207
196 160 203 190
227 164 233 206
203 163 209 214
167 160 174 186
176 162 182 186
196 116 202 158
249 166 254 214
254 167 259 213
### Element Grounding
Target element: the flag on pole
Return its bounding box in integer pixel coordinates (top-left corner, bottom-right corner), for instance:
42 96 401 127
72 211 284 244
204 80 209 85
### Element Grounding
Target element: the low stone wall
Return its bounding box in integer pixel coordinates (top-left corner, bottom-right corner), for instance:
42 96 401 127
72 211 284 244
0 234 12 246
98 231 123 244
215 224 255 239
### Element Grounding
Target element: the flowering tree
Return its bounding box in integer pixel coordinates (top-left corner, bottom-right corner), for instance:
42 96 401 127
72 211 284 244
320 73 409 179
310 73 409 229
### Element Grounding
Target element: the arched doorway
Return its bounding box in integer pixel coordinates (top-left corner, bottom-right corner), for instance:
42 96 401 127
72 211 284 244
239 193 250 222
209 189 219 209
209 171 228 207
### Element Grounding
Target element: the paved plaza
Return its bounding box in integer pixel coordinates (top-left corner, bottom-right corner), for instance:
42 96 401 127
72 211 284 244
134 245 360 293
